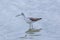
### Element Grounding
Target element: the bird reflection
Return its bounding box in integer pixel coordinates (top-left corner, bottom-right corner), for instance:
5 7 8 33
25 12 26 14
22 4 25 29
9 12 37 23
25 28 42 34
20 28 42 39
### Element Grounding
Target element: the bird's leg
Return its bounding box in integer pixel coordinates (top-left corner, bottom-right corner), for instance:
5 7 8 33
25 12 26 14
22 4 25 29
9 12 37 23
31 23 33 29
29 23 33 29
29 23 31 29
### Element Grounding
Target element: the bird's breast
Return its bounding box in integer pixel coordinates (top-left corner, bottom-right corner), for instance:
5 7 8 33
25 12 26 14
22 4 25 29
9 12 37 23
24 18 32 23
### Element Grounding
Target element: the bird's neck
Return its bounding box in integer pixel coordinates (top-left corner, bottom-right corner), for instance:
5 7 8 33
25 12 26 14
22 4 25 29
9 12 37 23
22 15 26 20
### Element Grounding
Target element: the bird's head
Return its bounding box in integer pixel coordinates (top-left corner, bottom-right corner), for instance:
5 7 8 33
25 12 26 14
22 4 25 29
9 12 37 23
16 13 25 17
21 13 24 16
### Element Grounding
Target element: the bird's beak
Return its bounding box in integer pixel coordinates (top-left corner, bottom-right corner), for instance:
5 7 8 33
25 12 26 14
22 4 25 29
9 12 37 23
16 14 21 17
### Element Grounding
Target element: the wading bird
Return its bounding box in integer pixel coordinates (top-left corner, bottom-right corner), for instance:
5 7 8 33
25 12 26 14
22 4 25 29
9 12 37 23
16 13 42 29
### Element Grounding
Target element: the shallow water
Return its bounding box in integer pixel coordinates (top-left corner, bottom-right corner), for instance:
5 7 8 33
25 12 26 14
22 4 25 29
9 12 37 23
0 0 60 40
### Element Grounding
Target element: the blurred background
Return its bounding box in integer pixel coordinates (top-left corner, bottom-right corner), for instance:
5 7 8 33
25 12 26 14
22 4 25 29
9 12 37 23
0 0 60 40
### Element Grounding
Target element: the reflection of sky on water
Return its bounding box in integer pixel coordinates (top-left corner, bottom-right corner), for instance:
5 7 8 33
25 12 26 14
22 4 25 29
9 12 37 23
0 0 60 40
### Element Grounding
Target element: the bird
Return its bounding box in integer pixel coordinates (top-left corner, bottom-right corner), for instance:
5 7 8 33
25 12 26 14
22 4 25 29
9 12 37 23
16 13 42 29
